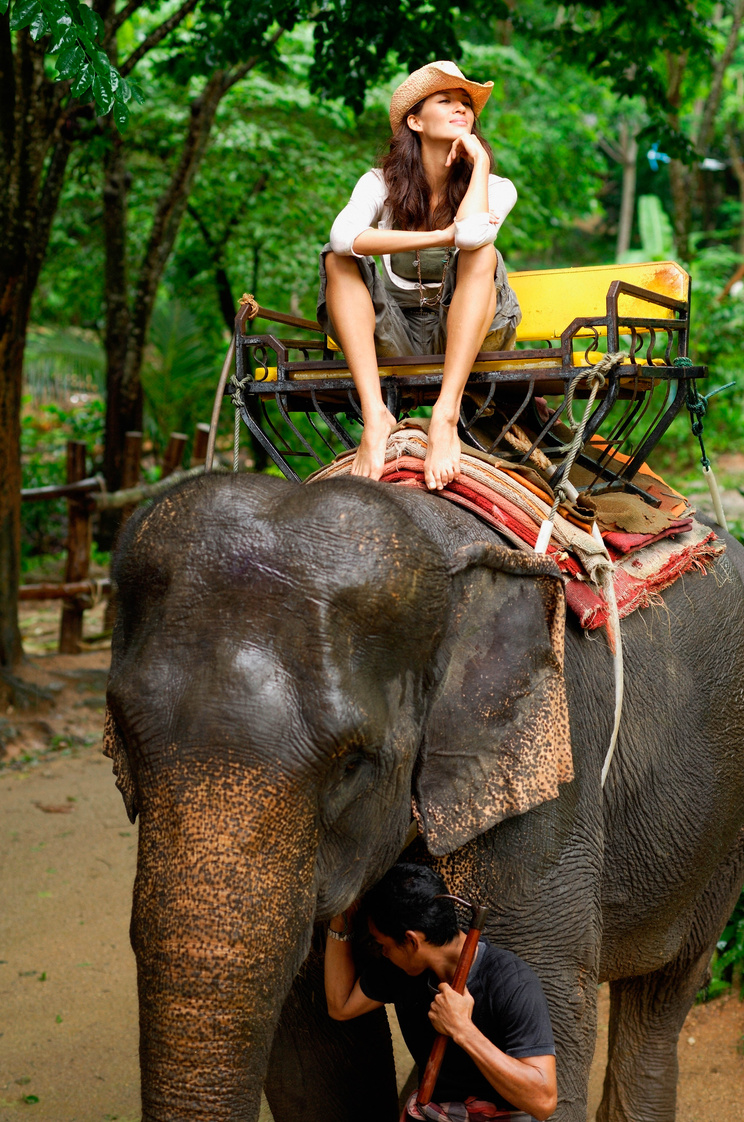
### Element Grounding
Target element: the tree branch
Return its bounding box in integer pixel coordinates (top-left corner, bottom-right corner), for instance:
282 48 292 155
697 0 744 154
597 136 623 164
223 26 284 90
119 0 199 78
26 135 75 297
104 0 148 44
121 68 228 399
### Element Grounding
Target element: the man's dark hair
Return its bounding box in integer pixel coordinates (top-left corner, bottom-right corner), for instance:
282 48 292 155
363 863 460 946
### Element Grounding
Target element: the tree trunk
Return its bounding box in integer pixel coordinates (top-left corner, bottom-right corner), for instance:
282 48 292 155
103 71 230 499
102 127 139 499
0 304 26 680
668 160 691 262
0 28 71 686
666 52 690 261
615 125 638 259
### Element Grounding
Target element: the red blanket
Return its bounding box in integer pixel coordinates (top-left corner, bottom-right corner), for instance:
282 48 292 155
380 464 724 631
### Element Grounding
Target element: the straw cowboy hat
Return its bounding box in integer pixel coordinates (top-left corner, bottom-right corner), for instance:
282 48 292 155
389 60 494 132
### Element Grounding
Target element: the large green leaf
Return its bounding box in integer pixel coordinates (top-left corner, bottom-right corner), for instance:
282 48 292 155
29 7 49 37
10 0 42 30
92 72 114 115
55 42 84 79
70 60 92 98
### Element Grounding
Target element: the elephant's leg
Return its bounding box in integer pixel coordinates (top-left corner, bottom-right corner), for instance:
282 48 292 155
597 829 744 1122
264 943 399 1122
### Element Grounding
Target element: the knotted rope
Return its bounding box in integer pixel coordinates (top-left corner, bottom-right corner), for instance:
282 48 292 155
534 352 624 552
531 351 626 789
230 372 252 473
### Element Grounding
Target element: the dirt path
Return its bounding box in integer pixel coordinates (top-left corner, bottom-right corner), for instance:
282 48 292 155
1 644 743 1120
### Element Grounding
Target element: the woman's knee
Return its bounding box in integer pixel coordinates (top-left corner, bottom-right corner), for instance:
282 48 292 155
325 251 359 280
456 243 498 278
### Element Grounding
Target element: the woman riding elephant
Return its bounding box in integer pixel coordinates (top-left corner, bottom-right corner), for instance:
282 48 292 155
319 60 521 490
104 469 744 1122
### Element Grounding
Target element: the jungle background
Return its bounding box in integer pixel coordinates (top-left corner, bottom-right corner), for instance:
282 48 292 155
1 0 744 1117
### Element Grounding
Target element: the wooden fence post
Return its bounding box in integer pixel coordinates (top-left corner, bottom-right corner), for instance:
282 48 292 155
58 441 92 654
118 430 143 531
192 422 210 466
104 430 143 633
161 432 187 478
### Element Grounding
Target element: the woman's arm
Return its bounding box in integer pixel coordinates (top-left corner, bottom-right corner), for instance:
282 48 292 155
351 225 454 256
429 984 558 1120
324 914 385 1021
448 133 492 222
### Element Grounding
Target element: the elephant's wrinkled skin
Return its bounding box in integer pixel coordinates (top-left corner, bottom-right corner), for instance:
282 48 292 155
104 472 744 1122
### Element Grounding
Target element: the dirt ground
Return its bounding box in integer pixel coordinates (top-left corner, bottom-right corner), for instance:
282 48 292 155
1 609 743 1121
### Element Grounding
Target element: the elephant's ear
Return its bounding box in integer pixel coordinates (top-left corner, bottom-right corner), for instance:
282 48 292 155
414 542 572 856
102 706 139 824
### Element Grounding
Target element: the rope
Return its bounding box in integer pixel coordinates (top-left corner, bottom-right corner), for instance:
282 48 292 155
600 568 624 788
234 406 241 473
239 292 260 319
681 359 735 531
528 351 626 786
544 352 625 527
229 372 252 474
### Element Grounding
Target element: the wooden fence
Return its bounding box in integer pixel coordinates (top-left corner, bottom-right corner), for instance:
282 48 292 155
20 423 211 653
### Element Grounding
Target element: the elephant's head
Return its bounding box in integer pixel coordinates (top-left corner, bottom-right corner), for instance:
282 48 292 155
103 473 570 1120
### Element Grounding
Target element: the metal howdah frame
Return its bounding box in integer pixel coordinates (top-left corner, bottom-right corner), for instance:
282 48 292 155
228 279 705 500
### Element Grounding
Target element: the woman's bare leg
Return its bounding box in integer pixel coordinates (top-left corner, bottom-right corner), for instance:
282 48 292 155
324 253 395 480
425 245 498 490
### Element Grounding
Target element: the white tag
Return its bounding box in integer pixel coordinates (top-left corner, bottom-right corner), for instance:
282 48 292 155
535 519 554 554
591 521 604 545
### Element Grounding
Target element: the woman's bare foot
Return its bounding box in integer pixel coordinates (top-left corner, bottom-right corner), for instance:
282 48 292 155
424 411 461 490
350 405 396 481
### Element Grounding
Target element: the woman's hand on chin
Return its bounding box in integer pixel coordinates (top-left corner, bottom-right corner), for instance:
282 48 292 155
446 132 488 168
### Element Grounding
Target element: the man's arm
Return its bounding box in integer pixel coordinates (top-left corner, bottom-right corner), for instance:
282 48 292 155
324 913 384 1021
429 985 557 1120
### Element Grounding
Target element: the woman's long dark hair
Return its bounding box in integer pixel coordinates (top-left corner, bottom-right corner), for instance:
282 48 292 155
380 97 494 231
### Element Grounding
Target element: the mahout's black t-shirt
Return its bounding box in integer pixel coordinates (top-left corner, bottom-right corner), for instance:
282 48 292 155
359 937 555 1107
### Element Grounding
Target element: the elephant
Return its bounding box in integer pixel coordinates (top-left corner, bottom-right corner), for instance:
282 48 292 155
103 470 744 1122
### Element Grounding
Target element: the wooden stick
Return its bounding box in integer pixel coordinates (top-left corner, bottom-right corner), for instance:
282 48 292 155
21 579 112 601
416 903 489 1109
92 465 206 509
58 441 91 654
21 476 104 502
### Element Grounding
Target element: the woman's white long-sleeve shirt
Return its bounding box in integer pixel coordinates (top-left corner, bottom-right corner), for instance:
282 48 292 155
329 167 517 292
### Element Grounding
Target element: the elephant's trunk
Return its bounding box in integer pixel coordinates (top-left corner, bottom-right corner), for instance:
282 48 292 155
131 757 319 1122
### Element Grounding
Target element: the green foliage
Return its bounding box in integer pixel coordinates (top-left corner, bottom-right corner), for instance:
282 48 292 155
3 0 139 128
20 397 104 565
140 300 223 453
24 327 105 399
620 195 676 263
700 892 744 1001
519 0 712 159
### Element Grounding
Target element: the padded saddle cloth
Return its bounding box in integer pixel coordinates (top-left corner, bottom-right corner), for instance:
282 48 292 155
307 420 725 631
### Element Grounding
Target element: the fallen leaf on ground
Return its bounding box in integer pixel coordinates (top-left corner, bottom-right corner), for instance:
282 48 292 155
33 802 74 814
